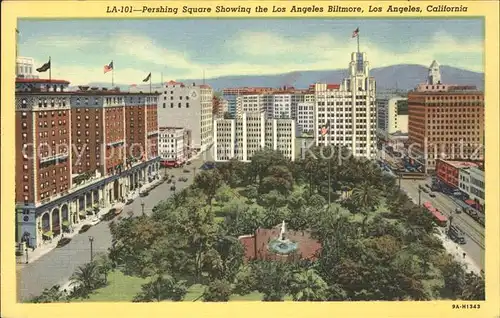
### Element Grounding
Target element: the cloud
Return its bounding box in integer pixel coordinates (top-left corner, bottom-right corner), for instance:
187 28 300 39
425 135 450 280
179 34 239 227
25 30 483 85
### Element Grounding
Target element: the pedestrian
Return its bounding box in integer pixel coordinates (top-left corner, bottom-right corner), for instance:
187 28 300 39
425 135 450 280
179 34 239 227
463 252 466 259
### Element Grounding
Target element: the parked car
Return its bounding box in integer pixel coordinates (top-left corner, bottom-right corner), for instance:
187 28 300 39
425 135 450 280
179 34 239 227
186 161 192 165
183 169 190 173
425 184 431 188
139 191 149 197
126 198 134 205
79 224 92 234
167 179 172 184
57 237 72 248
90 216 100 225
455 208 462 214
422 188 429 194
429 192 436 198
170 186 176 191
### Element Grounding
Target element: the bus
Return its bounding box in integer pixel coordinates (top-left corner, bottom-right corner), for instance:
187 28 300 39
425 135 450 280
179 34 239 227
160 159 184 168
398 171 426 180
423 201 448 227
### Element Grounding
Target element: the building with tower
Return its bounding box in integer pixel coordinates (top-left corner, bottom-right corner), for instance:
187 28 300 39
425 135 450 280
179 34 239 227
407 60 484 174
313 52 377 158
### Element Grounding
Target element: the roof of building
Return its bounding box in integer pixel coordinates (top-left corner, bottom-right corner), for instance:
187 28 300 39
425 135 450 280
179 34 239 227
16 78 70 84
439 160 481 169
429 60 440 68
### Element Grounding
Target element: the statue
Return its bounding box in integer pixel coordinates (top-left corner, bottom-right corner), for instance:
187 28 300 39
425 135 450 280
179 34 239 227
279 220 286 241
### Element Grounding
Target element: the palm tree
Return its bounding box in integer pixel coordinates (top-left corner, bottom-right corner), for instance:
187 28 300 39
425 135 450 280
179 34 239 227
69 262 102 296
95 253 113 284
289 269 328 301
350 182 382 234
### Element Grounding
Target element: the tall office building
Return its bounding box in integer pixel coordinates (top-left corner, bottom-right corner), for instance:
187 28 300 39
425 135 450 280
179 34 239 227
407 60 484 173
376 96 408 138
314 52 377 158
132 81 213 153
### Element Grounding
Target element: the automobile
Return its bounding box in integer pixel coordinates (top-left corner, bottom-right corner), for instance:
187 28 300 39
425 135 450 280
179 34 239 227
178 177 183 182
56 237 72 248
126 198 134 205
186 161 192 165
425 184 431 188
114 207 123 215
178 177 188 182
79 224 92 234
170 185 176 191
422 188 429 194
429 192 436 198
183 169 190 173
455 208 462 214
447 225 466 244
139 191 149 197
167 179 172 184
90 216 100 225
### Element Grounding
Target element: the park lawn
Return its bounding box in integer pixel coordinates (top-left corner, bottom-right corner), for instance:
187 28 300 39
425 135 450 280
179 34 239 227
76 270 149 302
78 271 289 302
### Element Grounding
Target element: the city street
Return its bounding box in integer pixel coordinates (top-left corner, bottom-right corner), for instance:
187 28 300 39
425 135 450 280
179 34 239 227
400 178 485 271
17 155 209 301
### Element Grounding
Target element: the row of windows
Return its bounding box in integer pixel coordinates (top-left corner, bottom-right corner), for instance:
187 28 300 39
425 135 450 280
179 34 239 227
163 102 190 108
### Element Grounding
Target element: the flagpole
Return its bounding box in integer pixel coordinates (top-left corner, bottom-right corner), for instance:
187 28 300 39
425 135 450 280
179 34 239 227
149 74 152 93
161 72 163 86
357 32 360 53
49 56 52 83
112 60 114 87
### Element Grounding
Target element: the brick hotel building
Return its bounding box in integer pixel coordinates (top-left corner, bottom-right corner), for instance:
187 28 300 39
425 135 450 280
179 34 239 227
15 78 160 247
407 61 484 174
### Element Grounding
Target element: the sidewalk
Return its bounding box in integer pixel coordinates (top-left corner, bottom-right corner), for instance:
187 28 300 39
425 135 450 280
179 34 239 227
15 176 163 267
405 188 482 275
435 228 482 275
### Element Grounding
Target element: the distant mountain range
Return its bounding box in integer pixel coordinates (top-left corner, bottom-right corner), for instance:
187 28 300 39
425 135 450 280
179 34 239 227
84 64 484 93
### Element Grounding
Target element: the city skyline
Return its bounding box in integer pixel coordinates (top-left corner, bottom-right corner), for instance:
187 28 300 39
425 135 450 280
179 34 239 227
17 18 484 85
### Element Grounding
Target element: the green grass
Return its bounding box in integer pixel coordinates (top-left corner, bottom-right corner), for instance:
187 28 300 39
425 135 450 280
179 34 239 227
75 270 291 302
73 271 149 302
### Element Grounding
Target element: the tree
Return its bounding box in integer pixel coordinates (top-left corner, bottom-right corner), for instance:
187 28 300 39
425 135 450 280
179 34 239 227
254 261 291 301
258 190 287 211
69 262 103 297
29 285 68 303
94 253 113 284
133 274 188 302
202 279 233 302
260 165 294 195
194 170 223 205
350 182 382 234
289 269 329 301
461 272 485 300
233 264 258 296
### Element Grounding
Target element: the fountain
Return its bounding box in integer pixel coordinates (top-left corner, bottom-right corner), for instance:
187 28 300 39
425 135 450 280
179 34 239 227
268 221 298 255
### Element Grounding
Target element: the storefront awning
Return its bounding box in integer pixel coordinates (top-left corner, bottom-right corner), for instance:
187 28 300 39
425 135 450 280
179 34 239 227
465 199 475 205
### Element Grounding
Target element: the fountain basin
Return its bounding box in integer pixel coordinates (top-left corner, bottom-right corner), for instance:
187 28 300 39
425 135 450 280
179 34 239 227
268 239 298 255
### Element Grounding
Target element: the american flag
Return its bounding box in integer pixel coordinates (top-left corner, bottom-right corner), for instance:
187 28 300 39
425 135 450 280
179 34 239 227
352 27 359 38
104 61 113 74
321 120 330 136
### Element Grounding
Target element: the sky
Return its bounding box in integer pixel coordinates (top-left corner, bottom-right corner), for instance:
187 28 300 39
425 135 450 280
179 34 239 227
18 18 484 85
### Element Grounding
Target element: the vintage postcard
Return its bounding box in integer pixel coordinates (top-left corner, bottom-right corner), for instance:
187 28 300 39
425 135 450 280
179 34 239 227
1 1 499 318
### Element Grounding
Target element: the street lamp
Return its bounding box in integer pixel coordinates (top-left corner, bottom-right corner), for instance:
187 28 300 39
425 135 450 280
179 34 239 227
25 247 29 264
88 236 94 262
141 200 145 216
418 187 422 206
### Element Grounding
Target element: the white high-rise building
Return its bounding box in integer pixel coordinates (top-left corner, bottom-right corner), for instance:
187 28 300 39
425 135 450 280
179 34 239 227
314 52 377 158
158 127 188 163
213 111 295 162
132 81 213 152
376 96 408 137
236 94 266 117
294 93 315 134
